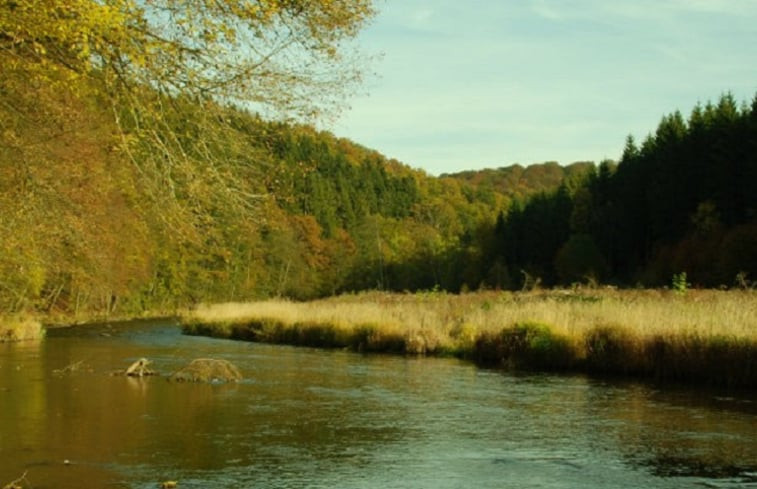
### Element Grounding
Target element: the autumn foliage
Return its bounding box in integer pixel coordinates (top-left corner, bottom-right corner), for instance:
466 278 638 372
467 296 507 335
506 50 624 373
1 2 755 320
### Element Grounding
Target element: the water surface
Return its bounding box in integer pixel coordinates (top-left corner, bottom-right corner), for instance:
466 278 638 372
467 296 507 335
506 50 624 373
1 320 755 488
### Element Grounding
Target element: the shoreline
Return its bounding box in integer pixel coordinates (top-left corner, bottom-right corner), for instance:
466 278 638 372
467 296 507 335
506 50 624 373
1 310 178 342
179 289 757 389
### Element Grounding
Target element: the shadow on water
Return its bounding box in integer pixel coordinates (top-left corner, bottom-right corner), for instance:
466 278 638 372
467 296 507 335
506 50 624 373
643 455 757 481
480 368 757 486
583 375 757 484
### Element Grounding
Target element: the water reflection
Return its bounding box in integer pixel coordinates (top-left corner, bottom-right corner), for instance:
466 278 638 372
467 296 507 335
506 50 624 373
589 380 757 484
0 322 756 489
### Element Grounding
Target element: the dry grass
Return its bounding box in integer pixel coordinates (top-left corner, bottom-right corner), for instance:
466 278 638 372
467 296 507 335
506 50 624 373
180 289 757 387
0 316 45 342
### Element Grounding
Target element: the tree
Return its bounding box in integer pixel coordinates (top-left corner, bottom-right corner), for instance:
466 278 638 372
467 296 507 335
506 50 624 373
0 0 376 314
1 0 375 117
1 0 376 219
554 234 607 285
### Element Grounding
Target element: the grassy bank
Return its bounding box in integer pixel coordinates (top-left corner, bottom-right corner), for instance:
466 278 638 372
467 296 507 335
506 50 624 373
180 289 757 388
2 309 175 341
0 316 45 342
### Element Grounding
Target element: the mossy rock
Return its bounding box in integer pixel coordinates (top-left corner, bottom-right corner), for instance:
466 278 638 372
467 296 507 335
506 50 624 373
169 358 242 383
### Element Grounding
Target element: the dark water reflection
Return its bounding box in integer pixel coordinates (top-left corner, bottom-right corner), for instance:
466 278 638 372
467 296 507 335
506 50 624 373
1 320 755 488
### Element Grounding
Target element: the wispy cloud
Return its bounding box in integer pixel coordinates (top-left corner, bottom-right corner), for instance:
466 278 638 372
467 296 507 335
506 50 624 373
334 0 757 174
599 0 754 20
666 0 755 15
529 0 565 21
409 7 434 26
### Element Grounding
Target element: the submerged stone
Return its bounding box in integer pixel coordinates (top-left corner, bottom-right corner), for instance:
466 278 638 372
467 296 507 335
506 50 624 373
169 358 242 383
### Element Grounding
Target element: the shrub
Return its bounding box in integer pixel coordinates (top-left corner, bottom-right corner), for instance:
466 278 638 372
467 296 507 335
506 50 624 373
672 272 690 294
473 321 575 370
0 317 45 342
643 334 757 387
584 324 644 375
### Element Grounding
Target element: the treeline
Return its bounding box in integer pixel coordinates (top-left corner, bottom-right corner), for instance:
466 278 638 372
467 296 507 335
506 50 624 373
483 93 757 288
443 161 594 202
3 77 754 321
257 129 592 295
0 73 520 317
0 69 581 319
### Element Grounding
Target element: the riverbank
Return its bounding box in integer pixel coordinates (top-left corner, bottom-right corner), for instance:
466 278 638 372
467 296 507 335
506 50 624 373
0 316 44 342
1 308 177 343
180 289 757 388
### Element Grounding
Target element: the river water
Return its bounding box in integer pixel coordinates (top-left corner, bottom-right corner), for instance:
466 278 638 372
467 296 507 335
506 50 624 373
1 319 755 488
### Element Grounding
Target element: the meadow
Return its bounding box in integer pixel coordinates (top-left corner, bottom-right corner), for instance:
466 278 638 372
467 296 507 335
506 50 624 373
180 288 757 388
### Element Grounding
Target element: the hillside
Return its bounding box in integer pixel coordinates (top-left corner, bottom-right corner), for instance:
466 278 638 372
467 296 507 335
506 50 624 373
3 56 753 322
443 161 595 201
2 76 579 318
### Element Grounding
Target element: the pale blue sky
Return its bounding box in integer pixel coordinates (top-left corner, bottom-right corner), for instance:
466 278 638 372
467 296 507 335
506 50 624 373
330 0 757 175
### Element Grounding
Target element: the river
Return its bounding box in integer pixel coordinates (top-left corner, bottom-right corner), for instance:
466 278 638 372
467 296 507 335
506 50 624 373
1 319 755 488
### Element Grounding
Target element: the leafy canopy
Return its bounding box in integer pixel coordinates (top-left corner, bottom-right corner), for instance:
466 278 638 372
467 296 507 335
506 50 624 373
1 0 375 117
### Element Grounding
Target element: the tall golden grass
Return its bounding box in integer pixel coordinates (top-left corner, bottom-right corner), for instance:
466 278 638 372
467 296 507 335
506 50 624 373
0 316 45 342
180 289 757 387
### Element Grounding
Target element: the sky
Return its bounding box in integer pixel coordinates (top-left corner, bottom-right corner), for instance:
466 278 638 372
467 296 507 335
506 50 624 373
329 0 757 175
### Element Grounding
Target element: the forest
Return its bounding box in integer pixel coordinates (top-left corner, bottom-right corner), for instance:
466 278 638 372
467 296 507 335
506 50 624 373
485 93 757 289
1 3 755 320
2 86 755 322
0 81 575 317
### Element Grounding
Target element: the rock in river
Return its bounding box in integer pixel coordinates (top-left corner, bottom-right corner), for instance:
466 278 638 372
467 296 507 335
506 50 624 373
169 358 242 383
125 358 157 377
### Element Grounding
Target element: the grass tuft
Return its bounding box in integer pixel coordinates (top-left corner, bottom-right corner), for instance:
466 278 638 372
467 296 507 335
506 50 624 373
584 324 644 374
0 316 45 342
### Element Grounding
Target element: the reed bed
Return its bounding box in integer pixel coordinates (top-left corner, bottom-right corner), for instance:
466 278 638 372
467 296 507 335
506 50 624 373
180 289 757 388
0 316 45 342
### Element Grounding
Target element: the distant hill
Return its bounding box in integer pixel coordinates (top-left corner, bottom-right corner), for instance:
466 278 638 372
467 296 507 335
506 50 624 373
442 161 596 200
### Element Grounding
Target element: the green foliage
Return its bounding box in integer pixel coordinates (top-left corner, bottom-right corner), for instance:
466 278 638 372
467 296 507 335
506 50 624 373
269 128 421 233
1 0 376 119
3 43 756 325
473 322 575 370
0 0 380 317
445 161 594 201
672 272 690 294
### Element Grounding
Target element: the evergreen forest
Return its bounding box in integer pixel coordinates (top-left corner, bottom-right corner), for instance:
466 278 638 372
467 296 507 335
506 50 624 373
486 93 757 289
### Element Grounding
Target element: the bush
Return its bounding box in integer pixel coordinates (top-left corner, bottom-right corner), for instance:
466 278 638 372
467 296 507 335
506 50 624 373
0 317 45 342
584 324 644 374
473 321 575 370
671 272 689 294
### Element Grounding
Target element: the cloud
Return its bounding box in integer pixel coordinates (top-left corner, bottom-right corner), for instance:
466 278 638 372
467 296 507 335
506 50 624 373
529 0 566 21
334 0 757 174
410 8 434 25
666 0 755 15
599 0 755 20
